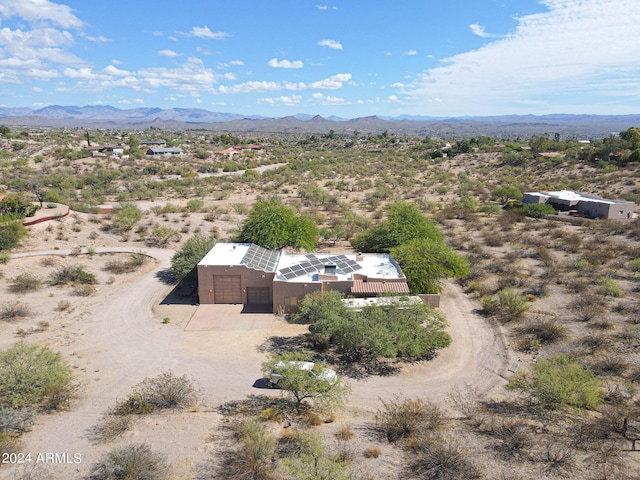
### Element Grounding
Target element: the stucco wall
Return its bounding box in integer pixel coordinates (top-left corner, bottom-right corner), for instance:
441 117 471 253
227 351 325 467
197 264 275 304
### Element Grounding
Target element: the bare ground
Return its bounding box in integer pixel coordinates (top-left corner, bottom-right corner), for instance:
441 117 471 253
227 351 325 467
0 242 508 479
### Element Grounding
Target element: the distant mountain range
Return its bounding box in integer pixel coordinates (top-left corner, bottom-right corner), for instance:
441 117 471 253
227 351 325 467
1 105 639 138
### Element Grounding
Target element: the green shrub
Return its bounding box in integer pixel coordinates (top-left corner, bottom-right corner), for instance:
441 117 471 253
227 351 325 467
0 221 28 251
112 203 144 233
522 203 555 218
186 199 204 212
595 276 624 297
223 419 277 480
0 407 35 434
0 342 73 410
627 258 640 273
507 354 603 410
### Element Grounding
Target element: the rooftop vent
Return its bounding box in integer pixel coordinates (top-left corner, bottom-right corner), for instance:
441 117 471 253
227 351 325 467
324 264 337 275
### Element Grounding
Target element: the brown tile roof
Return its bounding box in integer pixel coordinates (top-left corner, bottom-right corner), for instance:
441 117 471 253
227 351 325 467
350 280 410 294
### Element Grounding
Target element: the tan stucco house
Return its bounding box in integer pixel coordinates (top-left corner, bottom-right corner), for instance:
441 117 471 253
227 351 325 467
197 243 410 313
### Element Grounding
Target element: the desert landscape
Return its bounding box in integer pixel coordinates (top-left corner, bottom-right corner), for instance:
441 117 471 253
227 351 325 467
1 126 639 479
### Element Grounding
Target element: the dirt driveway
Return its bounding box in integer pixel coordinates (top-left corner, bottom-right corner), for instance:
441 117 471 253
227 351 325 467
6 250 509 479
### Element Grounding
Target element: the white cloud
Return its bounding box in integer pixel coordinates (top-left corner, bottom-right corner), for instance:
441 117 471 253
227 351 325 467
268 58 304 69
188 26 229 40
469 23 501 38
315 5 337 10
0 0 83 28
218 73 352 94
317 39 342 50
403 0 640 115
158 49 181 58
118 98 144 104
230 60 244 66
403 50 417 56
258 95 302 105
308 73 352 89
311 92 349 105
103 65 131 76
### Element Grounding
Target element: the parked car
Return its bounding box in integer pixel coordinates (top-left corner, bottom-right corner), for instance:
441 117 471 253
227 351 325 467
268 361 337 387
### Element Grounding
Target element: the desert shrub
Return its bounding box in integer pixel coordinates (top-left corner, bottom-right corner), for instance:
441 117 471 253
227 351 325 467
72 284 97 296
0 342 73 410
86 443 168 480
519 320 567 345
87 415 133 444
223 419 277 480
375 396 445 442
283 431 351 480
145 226 181 247
50 265 96 285
507 354 603 410
493 420 532 459
56 300 71 311
595 276 624 297
186 199 204 212
522 203 555 218
8 273 42 293
570 294 607 322
484 288 530 322
0 302 31 321
628 258 640 272
0 251 9 264
539 442 578 477
0 407 35 434
0 221 28 251
115 371 199 415
112 203 144 233
363 446 382 458
620 325 640 346
408 434 482 480
104 254 148 274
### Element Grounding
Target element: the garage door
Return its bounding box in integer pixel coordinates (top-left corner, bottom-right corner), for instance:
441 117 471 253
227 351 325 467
213 275 242 304
247 287 271 305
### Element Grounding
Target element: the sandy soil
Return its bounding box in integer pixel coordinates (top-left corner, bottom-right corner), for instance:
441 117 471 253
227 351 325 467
0 238 508 479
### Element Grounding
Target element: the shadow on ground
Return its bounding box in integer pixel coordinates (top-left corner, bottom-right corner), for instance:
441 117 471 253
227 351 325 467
158 272 198 306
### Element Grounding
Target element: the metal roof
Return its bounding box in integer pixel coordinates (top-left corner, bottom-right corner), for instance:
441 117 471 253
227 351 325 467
350 280 410 294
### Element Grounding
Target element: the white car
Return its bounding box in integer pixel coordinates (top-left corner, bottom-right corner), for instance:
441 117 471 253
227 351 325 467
268 361 337 386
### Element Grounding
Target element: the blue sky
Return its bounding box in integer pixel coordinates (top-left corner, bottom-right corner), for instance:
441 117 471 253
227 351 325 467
1 0 639 117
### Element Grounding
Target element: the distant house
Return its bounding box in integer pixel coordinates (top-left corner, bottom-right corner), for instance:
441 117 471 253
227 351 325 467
99 145 124 155
145 147 183 156
523 190 635 220
140 140 166 147
197 243 414 314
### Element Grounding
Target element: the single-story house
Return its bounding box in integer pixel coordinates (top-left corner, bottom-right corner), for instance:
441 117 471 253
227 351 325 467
522 190 635 220
197 243 411 313
146 147 183 156
140 140 166 147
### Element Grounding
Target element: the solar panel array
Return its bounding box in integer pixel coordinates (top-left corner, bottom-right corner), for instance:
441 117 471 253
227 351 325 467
243 244 280 272
279 254 362 280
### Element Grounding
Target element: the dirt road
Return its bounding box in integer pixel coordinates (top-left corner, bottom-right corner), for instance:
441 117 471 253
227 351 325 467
6 250 509 479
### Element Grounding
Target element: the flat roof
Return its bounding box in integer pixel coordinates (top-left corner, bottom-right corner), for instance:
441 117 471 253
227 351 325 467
198 243 252 266
198 243 404 281
526 190 628 205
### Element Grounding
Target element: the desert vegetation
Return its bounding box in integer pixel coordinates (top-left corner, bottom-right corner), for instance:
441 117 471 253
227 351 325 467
0 125 639 478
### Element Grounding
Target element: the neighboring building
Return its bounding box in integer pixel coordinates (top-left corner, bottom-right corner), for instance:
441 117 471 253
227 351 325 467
197 243 410 313
140 140 166 147
145 147 183 156
522 190 635 220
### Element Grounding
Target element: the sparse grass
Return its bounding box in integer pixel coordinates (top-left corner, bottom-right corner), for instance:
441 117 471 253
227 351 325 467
104 254 148 274
375 396 446 442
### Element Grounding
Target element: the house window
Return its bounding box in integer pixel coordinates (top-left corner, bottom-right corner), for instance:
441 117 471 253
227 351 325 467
284 297 297 306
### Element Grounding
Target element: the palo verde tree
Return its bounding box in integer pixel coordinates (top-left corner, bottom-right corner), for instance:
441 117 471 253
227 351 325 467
238 198 318 251
350 201 442 253
171 233 216 281
391 238 469 294
262 350 350 413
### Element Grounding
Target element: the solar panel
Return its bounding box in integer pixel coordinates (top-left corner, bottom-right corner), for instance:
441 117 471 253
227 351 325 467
244 244 280 272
